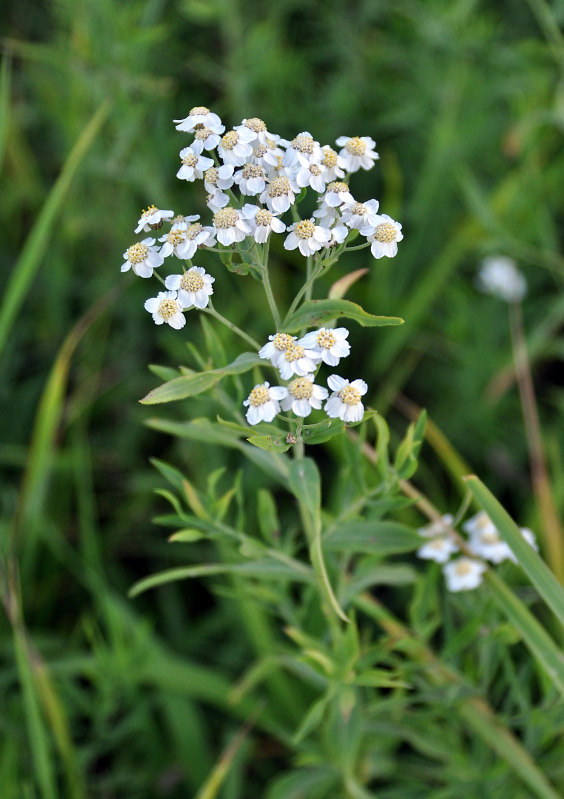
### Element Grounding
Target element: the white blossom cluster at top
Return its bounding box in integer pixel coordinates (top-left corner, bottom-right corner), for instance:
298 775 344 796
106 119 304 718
416 511 537 592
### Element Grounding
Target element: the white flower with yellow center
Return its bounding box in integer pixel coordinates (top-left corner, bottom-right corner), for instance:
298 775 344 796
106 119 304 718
328 223 349 246
295 161 327 193
258 332 297 367
233 163 267 196
241 204 286 243
260 176 298 213
442 558 486 592
283 132 321 168
206 190 230 213
313 204 342 228
281 375 329 418
211 207 251 246
417 536 459 564
144 291 186 330
320 145 345 180
284 218 331 257
190 123 224 154
463 511 534 565
364 214 403 259
204 164 234 194
244 382 287 425
165 266 214 309
476 256 527 303
252 138 286 170
158 223 192 259
177 147 214 182
121 238 164 278
235 117 276 147
341 199 380 231
298 327 350 367
217 128 256 166
335 135 379 172
277 342 319 380
322 181 355 208
174 106 223 133
325 375 368 423
134 205 174 234
418 514 454 538
175 220 215 258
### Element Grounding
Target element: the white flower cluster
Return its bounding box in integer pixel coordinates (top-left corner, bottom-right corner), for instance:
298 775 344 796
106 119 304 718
416 511 537 592
121 106 405 330
476 255 527 303
244 327 367 425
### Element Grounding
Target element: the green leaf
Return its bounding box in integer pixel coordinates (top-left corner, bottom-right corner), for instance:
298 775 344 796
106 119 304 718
247 435 291 453
324 521 421 555
141 352 264 404
292 693 333 744
169 529 207 543
283 299 403 333
288 458 321 533
394 410 427 479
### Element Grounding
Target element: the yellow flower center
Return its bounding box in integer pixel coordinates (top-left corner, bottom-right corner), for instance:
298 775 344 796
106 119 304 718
327 181 349 195
291 134 315 154
245 117 266 132
255 209 273 226
127 242 149 264
309 164 322 176
454 560 473 577
242 163 265 179
249 385 270 407
181 271 205 292
352 202 367 216
345 137 366 156
186 223 203 239
182 153 199 167
190 106 209 116
295 219 315 239
322 148 338 167
254 145 267 159
172 214 185 225
272 333 295 351
373 222 397 243
221 130 239 150
284 343 305 363
213 208 239 228
194 126 212 140
338 385 361 405
475 513 491 530
480 531 500 545
141 204 158 218
430 538 447 550
317 330 336 349
158 298 180 320
289 378 313 400
268 177 291 197
167 229 185 247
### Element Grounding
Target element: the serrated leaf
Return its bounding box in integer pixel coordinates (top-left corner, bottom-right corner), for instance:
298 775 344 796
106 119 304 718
284 299 403 332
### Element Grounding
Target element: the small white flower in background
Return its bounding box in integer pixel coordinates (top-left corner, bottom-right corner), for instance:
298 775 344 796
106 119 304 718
281 375 329 418
190 124 224 154
174 106 223 133
417 514 454 538
165 266 215 309
283 132 322 168
260 176 298 214
476 256 527 303
284 218 331 257
258 332 297 367
295 161 327 193
233 163 268 196
465 512 513 564
341 199 380 231
277 342 319 380
443 557 487 592
134 205 174 234
336 135 379 172
299 327 350 367
322 181 355 208
217 128 256 166
177 147 214 182
121 238 164 278
417 536 460 564
211 207 251 246
325 375 368 423
320 145 346 180
144 291 186 329
364 214 403 259
244 382 287 425
241 204 286 243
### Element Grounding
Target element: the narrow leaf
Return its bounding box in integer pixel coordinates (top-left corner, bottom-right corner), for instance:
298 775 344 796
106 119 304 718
324 521 421 555
283 299 403 332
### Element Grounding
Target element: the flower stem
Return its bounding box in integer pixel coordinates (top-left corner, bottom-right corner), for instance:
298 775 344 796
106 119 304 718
203 303 261 350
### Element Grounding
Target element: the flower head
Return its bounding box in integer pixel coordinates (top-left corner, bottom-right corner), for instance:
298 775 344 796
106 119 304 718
283 132 321 168
134 205 174 234
277 342 319 380
418 514 454 538
281 375 328 417
284 218 331 257
243 382 287 425
211 207 251 246
322 181 355 208
335 135 379 172
174 106 223 133
233 163 267 196
177 147 214 182
144 291 186 329
417 536 459 564
341 199 380 231
258 333 297 367
260 176 298 213
476 256 527 303
241 204 286 243
325 375 368 423
164 266 214 309
217 128 256 166
121 238 164 278
190 124 224 154
443 557 486 592
298 327 350 367
365 214 403 259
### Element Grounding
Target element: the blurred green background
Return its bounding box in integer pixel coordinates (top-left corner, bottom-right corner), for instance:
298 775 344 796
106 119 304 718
2 0 564 796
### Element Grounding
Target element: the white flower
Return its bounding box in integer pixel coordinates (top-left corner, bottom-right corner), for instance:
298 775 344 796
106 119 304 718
204 164 235 193
134 205 174 234
336 135 379 172
233 163 267 196
284 218 331 257
418 514 454 538
464 511 513 564
174 106 223 133
283 132 322 168
313 204 342 228
144 291 186 329
325 375 368 423
443 557 486 592
217 128 256 166
341 199 380 231
298 327 350 367
258 332 297 367
364 214 403 259
121 238 164 278
165 266 214 309
320 145 346 180
417 536 459 564
476 256 527 303
211 207 251 246
206 190 230 213
190 124 224 154
234 117 274 147
243 382 287 425
277 342 319 380
281 375 328 417
260 176 298 213
241 204 286 243
176 220 215 258
158 223 192 259
251 139 286 170
328 223 349 246
295 162 327 193
176 147 214 181
322 181 355 208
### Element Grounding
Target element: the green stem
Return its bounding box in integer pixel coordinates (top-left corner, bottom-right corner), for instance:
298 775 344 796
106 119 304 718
344 241 371 252
261 260 282 330
203 304 260 350
284 263 324 323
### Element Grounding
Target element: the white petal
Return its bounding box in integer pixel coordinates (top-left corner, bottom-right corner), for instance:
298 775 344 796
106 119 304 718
327 374 347 391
